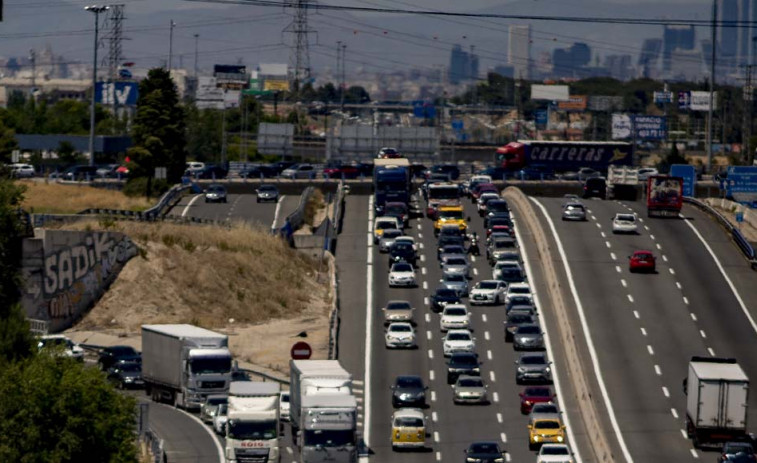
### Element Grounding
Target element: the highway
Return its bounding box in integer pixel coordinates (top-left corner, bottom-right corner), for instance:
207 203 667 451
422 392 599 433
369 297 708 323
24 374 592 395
532 197 757 462
167 192 299 231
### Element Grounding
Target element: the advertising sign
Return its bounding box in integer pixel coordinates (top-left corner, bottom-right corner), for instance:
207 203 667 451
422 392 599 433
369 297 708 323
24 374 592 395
678 91 691 110
530 84 569 101
633 115 667 140
557 95 587 111
654 91 673 104
670 164 697 197
611 113 632 140
95 82 138 106
263 79 289 92
725 165 757 197
690 91 717 111
535 110 548 129
195 76 224 110
213 64 248 89
223 89 240 109
588 95 624 112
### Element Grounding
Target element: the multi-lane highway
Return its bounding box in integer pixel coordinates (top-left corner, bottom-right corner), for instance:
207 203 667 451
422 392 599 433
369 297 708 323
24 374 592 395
531 198 757 462
168 191 298 230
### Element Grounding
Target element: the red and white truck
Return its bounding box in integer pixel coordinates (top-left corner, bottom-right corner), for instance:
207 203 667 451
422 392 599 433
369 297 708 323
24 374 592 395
646 175 683 217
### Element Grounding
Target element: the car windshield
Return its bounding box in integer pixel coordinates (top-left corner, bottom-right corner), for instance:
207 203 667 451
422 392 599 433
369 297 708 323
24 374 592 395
447 332 471 341
437 289 457 297
566 204 584 211
532 404 559 414
390 325 412 332
526 388 552 397
469 443 500 454
396 376 423 388
206 397 227 406
439 210 464 220
387 302 411 311
117 363 141 372
451 354 478 366
446 258 467 266
509 296 532 305
227 419 277 440
377 221 398 230
445 274 465 282
534 421 561 430
208 186 224 192
382 230 402 239
393 264 412 272
635 253 653 260
303 429 355 447
109 346 137 356
458 378 484 387
521 356 546 365
392 243 413 252
541 446 569 455
510 286 531 294
445 308 467 316
478 282 499 289
190 356 232 374
259 186 276 192
616 214 635 222
725 443 754 453
494 240 515 249
509 314 532 324
428 186 461 200
517 326 541 334
40 338 73 349
394 417 424 427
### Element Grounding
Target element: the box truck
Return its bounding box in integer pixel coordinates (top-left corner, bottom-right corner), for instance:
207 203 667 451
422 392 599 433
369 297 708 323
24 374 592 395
225 381 281 463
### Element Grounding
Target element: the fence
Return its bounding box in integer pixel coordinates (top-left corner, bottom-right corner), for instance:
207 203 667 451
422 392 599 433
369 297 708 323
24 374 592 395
685 197 757 267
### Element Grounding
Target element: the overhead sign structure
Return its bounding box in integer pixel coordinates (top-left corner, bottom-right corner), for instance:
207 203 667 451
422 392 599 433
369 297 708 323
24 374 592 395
670 164 697 197
290 341 312 360
95 82 138 106
195 76 224 110
263 79 290 92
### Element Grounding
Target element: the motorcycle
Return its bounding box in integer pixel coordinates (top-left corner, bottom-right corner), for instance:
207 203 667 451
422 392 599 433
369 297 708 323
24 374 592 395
468 237 481 256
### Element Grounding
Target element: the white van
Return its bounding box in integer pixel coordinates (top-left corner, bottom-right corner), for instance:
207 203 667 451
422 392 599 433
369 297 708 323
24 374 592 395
185 161 205 174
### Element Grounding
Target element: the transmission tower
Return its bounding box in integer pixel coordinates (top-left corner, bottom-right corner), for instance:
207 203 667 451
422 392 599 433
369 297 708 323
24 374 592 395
284 0 315 88
101 4 125 81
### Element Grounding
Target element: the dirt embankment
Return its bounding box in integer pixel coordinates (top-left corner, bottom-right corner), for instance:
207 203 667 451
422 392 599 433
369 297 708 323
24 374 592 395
19 180 152 213
62 220 332 377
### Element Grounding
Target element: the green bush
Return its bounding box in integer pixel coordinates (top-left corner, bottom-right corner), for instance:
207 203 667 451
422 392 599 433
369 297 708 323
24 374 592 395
122 177 170 198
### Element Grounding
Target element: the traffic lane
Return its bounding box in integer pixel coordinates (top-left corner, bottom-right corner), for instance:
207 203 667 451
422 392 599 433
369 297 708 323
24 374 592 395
272 195 301 230
141 397 222 463
543 197 696 462
222 193 277 228
333 195 370 446
621 201 757 432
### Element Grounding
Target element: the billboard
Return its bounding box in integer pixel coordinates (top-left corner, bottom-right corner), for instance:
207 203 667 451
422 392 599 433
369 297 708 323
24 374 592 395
195 76 224 110
213 64 248 90
670 164 697 197
531 84 569 101
95 82 138 106
653 91 673 104
263 79 289 92
557 95 587 112
611 114 632 140
690 91 717 111
589 95 624 112
611 114 667 140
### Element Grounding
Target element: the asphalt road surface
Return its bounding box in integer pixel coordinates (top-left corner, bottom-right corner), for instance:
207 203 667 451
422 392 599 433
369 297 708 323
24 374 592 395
167 192 298 231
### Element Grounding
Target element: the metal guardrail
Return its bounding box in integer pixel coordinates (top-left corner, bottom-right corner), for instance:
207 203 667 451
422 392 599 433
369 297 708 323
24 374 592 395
684 197 757 268
77 183 190 221
327 182 346 360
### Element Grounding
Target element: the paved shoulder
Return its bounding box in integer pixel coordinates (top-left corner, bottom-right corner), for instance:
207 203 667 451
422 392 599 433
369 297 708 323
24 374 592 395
143 398 222 463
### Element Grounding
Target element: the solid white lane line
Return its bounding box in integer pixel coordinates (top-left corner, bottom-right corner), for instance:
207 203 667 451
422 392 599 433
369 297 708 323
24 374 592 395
522 199 585 463
647 345 654 355
493 392 499 403
641 327 647 336
682 213 757 340
621 279 627 288
362 197 376 452
634 310 640 319
482 314 488 322
487 350 493 360
489 371 496 382
182 194 203 217
366 251 373 265
671 408 679 419
627 294 634 303
431 412 438 422
662 387 670 398
611 252 617 260
700 330 707 339
708 347 716 356
654 365 662 376
427 349 434 359
691 313 697 322
496 413 503 423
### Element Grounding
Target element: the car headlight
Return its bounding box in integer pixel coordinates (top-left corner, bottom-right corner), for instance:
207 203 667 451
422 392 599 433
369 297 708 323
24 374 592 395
557 435 564 442
517 367 526 373
533 435 540 442
465 458 481 463
545 367 551 373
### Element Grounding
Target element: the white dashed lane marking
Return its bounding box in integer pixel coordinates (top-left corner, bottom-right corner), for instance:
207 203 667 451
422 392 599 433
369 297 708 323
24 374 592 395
662 386 670 398
647 345 654 355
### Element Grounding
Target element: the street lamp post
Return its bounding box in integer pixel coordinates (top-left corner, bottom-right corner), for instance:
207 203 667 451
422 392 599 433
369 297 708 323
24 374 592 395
85 5 109 167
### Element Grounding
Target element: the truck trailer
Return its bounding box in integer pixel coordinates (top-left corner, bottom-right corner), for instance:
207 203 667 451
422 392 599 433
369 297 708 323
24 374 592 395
684 357 750 448
646 175 683 217
225 381 281 463
495 140 633 173
142 324 233 410
373 158 411 214
289 360 358 463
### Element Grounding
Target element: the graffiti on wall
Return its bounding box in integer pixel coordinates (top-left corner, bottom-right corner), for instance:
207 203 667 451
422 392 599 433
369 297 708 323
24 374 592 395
40 233 137 320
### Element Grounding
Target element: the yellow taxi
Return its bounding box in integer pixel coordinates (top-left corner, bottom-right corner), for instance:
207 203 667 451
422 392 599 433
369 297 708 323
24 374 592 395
528 416 566 450
434 205 467 235
391 408 427 451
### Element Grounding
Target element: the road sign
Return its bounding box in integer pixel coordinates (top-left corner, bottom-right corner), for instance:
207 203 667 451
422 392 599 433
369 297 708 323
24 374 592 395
412 100 436 119
724 166 757 198
535 110 548 129
654 91 673 104
736 212 745 223
291 341 312 360
670 164 697 197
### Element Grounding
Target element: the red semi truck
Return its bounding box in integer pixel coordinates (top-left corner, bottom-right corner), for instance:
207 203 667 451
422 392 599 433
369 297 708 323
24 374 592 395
495 140 633 172
646 175 683 217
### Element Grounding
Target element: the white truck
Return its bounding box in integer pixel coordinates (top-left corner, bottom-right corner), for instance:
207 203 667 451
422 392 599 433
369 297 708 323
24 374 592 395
142 324 233 410
225 381 281 463
290 360 358 463
606 166 639 201
684 356 750 448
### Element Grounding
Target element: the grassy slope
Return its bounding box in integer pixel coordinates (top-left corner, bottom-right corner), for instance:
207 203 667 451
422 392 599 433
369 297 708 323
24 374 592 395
19 181 153 214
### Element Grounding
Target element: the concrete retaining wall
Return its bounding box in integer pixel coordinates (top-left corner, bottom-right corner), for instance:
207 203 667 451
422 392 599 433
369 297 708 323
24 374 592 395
21 229 138 333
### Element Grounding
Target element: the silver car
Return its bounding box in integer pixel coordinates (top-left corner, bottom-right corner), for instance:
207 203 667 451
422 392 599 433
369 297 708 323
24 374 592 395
379 229 404 253
441 254 471 279
452 375 489 405
382 300 415 325
200 395 228 423
440 273 469 297
515 353 552 384
513 324 545 351
561 202 586 221
213 403 228 435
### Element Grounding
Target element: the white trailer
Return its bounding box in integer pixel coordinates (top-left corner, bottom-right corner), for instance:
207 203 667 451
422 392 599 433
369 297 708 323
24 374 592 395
225 381 281 463
685 357 749 448
142 324 232 410
606 166 639 200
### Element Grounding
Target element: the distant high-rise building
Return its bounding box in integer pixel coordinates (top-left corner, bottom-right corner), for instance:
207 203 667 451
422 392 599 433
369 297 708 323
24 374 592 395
663 25 695 72
721 0 739 62
552 42 591 78
508 25 531 80
639 38 662 78
469 46 479 82
493 65 514 78
605 55 633 80
448 44 469 84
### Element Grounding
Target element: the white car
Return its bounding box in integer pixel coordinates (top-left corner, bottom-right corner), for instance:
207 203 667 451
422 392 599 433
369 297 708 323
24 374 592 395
637 167 659 181
385 322 416 349
477 192 500 214
373 216 401 244
504 282 533 306
537 443 574 463
37 334 85 361
394 235 418 252
442 329 476 357
213 403 228 435
10 163 35 178
279 392 290 422
440 304 470 332
469 280 507 305
388 262 417 287
611 213 638 234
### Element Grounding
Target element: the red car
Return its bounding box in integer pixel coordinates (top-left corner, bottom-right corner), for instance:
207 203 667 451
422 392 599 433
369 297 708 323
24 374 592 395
487 225 512 238
629 250 656 273
519 386 556 414
323 164 359 179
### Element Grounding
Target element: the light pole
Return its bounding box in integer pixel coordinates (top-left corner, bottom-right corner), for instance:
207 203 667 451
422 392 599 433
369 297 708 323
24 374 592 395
85 5 109 167
193 33 199 78
168 20 176 72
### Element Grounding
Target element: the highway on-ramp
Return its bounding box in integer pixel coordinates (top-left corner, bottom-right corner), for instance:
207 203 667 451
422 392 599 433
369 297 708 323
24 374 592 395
167 192 299 231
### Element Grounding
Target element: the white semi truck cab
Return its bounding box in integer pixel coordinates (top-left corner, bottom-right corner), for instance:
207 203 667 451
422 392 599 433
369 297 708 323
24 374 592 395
225 381 281 463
